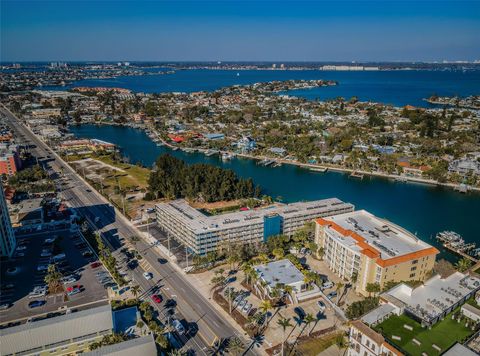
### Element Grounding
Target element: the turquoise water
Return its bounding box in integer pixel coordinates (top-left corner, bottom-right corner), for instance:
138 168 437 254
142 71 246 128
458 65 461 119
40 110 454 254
71 124 480 258
51 69 480 107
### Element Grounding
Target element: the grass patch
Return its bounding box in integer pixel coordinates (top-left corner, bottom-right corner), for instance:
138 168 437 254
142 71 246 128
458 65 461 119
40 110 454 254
296 332 343 356
95 155 150 189
375 311 473 355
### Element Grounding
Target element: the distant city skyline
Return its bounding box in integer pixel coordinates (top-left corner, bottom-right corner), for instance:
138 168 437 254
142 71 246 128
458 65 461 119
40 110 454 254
1 0 479 62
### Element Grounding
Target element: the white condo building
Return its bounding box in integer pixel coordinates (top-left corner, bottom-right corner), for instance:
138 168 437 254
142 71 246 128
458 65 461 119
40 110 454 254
156 198 354 255
0 183 16 258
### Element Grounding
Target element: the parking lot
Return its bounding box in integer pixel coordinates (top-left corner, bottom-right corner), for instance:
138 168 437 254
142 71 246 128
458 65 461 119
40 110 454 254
0 228 109 326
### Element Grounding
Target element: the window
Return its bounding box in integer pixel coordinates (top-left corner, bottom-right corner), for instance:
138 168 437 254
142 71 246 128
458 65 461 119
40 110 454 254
372 344 376 351
411 266 417 271
366 339 370 347
409 273 416 278
412 259 418 265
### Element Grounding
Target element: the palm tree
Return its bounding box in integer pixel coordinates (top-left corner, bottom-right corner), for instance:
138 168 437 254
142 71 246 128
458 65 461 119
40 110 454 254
131 285 140 299
168 350 186 356
304 313 316 336
283 285 293 303
259 299 273 316
45 264 63 294
277 316 293 356
241 262 253 285
455 257 472 272
227 336 245 355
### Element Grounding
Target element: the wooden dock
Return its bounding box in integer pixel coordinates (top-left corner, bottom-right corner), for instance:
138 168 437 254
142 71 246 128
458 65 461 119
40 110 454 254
442 243 479 264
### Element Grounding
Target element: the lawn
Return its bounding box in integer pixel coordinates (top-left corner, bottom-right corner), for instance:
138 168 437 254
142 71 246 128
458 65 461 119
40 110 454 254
375 312 474 355
296 332 343 356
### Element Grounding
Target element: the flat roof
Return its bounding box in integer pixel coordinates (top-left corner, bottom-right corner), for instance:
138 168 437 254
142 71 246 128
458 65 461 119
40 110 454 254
157 198 353 234
322 210 433 260
384 272 480 322
361 303 396 326
0 304 113 355
82 335 157 356
255 259 304 287
443 343 478 356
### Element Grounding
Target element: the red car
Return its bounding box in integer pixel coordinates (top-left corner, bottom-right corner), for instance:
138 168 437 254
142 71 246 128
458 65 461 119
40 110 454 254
90 262 101 269
66 284 81 292
151 294 162 303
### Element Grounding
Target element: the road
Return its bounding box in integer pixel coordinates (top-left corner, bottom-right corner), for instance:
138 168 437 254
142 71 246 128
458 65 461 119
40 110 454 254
1 107 254 355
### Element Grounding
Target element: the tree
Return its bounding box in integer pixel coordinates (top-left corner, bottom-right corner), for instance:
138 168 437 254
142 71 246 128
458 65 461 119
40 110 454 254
365 282 381 297
131 285 140 298
277 316 293 356
227 336 245 355
272 248 285 260
259 300 273 319
45 264 63 294
155 334 169 349
434 259 456 278
304 313 316 336
346 298 379 319
455 257 472 272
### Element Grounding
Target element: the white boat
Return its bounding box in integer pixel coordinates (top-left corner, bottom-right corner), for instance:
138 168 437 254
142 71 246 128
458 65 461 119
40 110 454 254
221 152 235 161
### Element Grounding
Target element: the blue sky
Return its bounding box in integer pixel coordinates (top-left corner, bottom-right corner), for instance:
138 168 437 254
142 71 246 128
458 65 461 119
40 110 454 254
1 0 479 62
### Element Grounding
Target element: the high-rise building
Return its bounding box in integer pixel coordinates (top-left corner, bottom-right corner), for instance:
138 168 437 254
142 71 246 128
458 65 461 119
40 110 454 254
0 182 16 257
315 210 438 296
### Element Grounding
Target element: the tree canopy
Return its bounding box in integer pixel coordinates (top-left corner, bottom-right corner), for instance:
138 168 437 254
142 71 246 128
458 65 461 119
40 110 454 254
147 154 260 202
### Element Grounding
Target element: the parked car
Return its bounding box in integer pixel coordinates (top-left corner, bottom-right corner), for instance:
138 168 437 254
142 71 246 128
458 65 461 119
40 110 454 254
90 261 101 269
171 319 185 335
143 272 153 280
41 251 52 257
294 307 306 320
321 281 334 290
62 276 77 285
317 300 326 313
151 294 163 303
327 291 337 300
0 303 11 310
28 300 46 308
51 253 66 262
16 245 27 251
37 265 49 272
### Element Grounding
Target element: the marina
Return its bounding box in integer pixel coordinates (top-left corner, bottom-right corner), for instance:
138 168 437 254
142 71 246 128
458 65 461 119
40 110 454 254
436 231 480 263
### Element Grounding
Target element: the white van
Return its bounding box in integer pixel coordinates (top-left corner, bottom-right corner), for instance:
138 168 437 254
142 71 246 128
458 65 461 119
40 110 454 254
322 281 334 290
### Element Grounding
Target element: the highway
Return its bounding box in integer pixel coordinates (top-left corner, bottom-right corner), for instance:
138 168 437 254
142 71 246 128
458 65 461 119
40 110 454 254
1 107 253 355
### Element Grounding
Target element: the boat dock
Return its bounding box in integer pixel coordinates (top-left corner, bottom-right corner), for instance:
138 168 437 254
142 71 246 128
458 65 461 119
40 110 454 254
310 167 328 173
436 231 479 263
350 171 364 179
258 158 276 166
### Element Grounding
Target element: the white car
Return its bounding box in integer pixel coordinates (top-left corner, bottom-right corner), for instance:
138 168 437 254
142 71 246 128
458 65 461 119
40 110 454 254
16 245 27 251
143 272 153 280
317 300 326 313
41 251 52 257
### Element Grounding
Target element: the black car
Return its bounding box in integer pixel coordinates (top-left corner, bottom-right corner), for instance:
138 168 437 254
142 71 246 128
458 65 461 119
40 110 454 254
294 307 306 320
127 260 138 270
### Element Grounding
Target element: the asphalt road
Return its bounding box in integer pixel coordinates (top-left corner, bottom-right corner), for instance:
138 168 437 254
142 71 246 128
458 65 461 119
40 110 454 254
1 107 254 355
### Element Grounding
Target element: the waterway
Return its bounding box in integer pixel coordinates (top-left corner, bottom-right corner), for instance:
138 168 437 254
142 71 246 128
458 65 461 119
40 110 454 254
70 124 480 259
51 69 480 107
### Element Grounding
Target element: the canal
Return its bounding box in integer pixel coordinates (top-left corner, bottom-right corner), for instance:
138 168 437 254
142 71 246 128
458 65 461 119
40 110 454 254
70 124 480 259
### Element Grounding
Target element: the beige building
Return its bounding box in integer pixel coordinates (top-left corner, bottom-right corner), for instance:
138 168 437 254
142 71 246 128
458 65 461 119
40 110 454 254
315 210 438 296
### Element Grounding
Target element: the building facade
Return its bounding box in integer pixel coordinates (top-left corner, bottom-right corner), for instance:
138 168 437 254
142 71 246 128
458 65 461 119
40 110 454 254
315 210 438 296
0 304 113 356
0 144 21 176
348 320 403 356
156 198 354 255
0 183 16 258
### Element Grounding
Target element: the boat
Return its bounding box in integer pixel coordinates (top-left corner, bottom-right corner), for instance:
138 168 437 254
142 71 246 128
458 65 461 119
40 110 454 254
272 162 282 168
205 149 218 157
236 72 240 77
310 167 328 173
221 152 235 161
